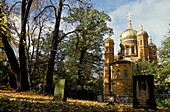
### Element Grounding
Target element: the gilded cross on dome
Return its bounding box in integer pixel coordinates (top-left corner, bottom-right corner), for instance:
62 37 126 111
150 35 153 43
127 12 133 21
127 12 133 29
108 29 111 38
140 21 144 30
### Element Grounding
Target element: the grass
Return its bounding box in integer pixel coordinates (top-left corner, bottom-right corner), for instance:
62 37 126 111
0 85 170 112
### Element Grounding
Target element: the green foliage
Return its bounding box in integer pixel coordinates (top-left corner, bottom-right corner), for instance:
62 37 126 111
0 49 6 62
27 33 53 92
138 59 157 76
0 61 10 85
130 59 157 76
65 6 111 36
60 7 112 99
129 26 170 95
130 62 138 76
155 31 170 94
154 65 170 94
156 97 170 107
158 36 170 64
0 2 8 35
0 61 17 89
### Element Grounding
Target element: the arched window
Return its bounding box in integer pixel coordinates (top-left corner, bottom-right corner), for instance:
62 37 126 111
140 40 142 45
124 69 128 78
109 47 112 52
132 46 134 54
144 40 146 45
106 47 108 52
112 71 114 79
126 47 130 55
117 70 120 79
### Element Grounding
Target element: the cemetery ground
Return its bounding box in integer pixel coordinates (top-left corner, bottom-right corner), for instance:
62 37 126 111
0 86 169 112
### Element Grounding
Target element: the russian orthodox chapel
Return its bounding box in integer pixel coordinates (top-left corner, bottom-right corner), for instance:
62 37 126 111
103 13 157 101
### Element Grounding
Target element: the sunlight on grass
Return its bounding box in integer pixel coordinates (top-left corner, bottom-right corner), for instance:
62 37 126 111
0 86 170 112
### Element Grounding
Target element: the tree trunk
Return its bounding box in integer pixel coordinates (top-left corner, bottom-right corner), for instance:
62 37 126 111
16 0 34 91
1 34 21 91
1 0 33 91
18 41 30 91
78 49 85 82
0 6 21 91
44 0 63 94
77 49 86 99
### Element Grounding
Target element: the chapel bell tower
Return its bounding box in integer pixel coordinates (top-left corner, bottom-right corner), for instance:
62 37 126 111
103 30 114 100
137 25 149 59
149 37 157 64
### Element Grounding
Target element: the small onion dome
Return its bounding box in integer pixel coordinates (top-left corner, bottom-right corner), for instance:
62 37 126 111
149 38 156 47
149 42 156 47
137 25 148 36
104 37 114 43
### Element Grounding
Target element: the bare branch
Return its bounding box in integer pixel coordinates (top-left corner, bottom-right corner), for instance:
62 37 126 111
49 0 54 6
34 5 57 20
11 22 20 36
58 29 82 43
8 1 21 15
63 4 72 11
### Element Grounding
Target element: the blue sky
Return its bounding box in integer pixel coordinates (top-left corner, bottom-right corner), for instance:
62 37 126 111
91 0 137 12
91 0 170 54
5 0 170 55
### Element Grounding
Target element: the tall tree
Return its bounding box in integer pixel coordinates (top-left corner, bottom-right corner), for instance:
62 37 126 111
0 0 33 91
18 0 33 91
43 0 91 94
63 7 111 99
44 0 63 94
25 0 54 91
155 25 170 93
0 1 20 90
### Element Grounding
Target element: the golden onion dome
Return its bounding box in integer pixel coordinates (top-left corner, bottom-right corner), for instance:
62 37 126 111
137 25 148 36
149 42 156 47
104 29 114 43
104 37 114 43
149 38 156 47
120 29 137 40
120 20 137 41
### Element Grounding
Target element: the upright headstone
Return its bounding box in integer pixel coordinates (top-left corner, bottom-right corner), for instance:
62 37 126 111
53 79 66 101
133 75 157 110
97 95 103 102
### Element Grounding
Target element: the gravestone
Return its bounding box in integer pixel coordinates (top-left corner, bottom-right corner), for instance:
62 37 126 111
97 95 102 102
133 75 157 110
53 79 67 101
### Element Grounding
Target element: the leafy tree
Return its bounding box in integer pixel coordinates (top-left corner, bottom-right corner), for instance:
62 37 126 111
0 1 20 90
25 2 55 91
0 0 34 91
0 40 6 62
124 60 157 93
137 59 157 76
62 7 111 99
1 0 111 96
38 0 92 94
155 27 170 94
